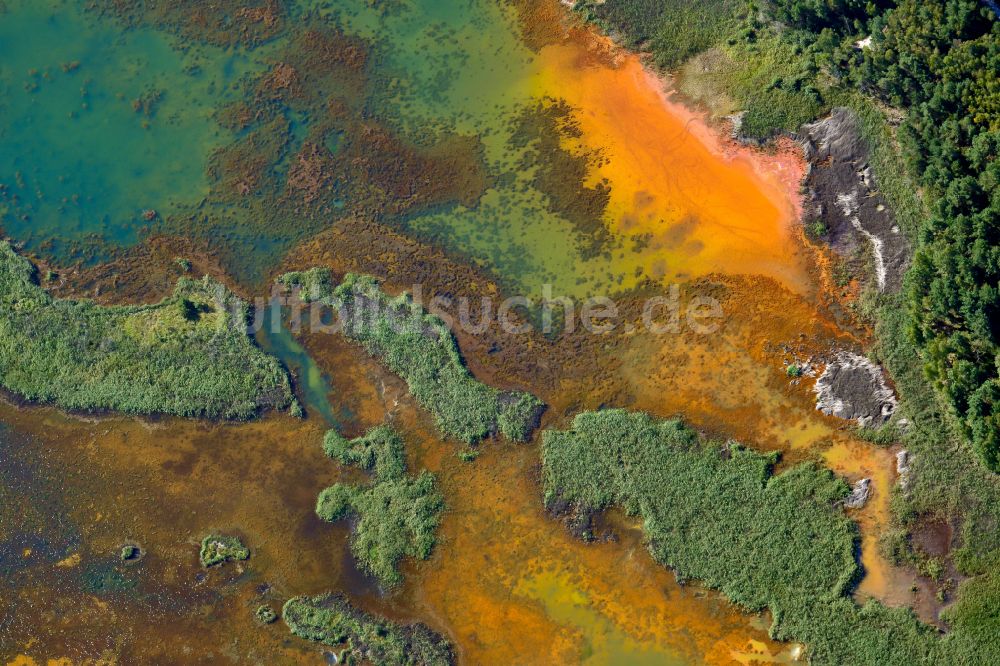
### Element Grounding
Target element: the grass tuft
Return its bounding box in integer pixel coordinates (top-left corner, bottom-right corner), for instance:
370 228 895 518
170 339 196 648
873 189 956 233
199 534 249 567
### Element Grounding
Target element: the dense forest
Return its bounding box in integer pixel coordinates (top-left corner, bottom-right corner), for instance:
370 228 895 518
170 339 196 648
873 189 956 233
777 0 1000 471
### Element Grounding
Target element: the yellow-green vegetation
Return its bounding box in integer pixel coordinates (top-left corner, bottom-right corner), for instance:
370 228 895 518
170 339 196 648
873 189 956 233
199 534 249 567
317 426 443 587
280 269 544 444
874 300 1000 653
0 241 292 419
283 593 453 666
542 410 998 663
574 0 742 70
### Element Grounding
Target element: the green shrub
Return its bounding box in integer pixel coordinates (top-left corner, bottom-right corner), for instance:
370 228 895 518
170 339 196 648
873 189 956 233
323 425 406 481
316 426 443 587
255 604 278 625
541 410 990 663
316 474 442 587
458 448 479 463
806 220 829 238
199 534 249 567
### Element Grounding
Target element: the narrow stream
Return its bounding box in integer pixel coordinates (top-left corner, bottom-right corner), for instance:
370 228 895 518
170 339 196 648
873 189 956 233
255 302 341 428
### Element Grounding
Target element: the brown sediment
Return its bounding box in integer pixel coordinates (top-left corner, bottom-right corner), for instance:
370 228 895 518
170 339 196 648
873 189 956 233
0 323 786 664
337 123 489 216
207 116 291 200
247 20 488 217
507 0 571 52
283 325 796 664
94 0 286 48
510 100 614 259
902 514 966 623
39 235 236 304
253 24 368 109
276 205 920 630
285 141 335 205
0 402 345 663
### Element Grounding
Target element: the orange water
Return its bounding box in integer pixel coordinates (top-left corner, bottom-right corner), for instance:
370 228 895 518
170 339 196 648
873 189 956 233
532 41 811 294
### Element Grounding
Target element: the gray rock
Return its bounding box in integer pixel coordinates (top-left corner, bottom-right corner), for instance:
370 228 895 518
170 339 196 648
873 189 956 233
896 450 912 490
799 108 910 292
814 352 897 427
844 478 872 509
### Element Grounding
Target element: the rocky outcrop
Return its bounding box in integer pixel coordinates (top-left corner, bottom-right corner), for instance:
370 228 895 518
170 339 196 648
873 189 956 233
814 352 897 427
799 107 909 292
896 450 912 490
844 478 872 509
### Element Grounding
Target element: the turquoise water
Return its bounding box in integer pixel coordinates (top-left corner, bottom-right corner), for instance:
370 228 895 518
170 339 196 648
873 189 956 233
0 0 620 294
304 0 533 136
255 304 341 427
0 0 261 261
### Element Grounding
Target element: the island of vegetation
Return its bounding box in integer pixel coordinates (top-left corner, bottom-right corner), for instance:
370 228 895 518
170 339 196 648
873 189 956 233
199 534 250 567
280 269 545 444
542 409 996 663
0 241 292 419
283 593 453 666
316 425 443 587
255 605 278 625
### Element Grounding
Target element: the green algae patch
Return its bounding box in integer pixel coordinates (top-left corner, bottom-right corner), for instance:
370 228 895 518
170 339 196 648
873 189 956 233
199 534 250 567
283 593 453 665
281 269 544 444
317 426 443 588
0 241 292 419
541 410 998 664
